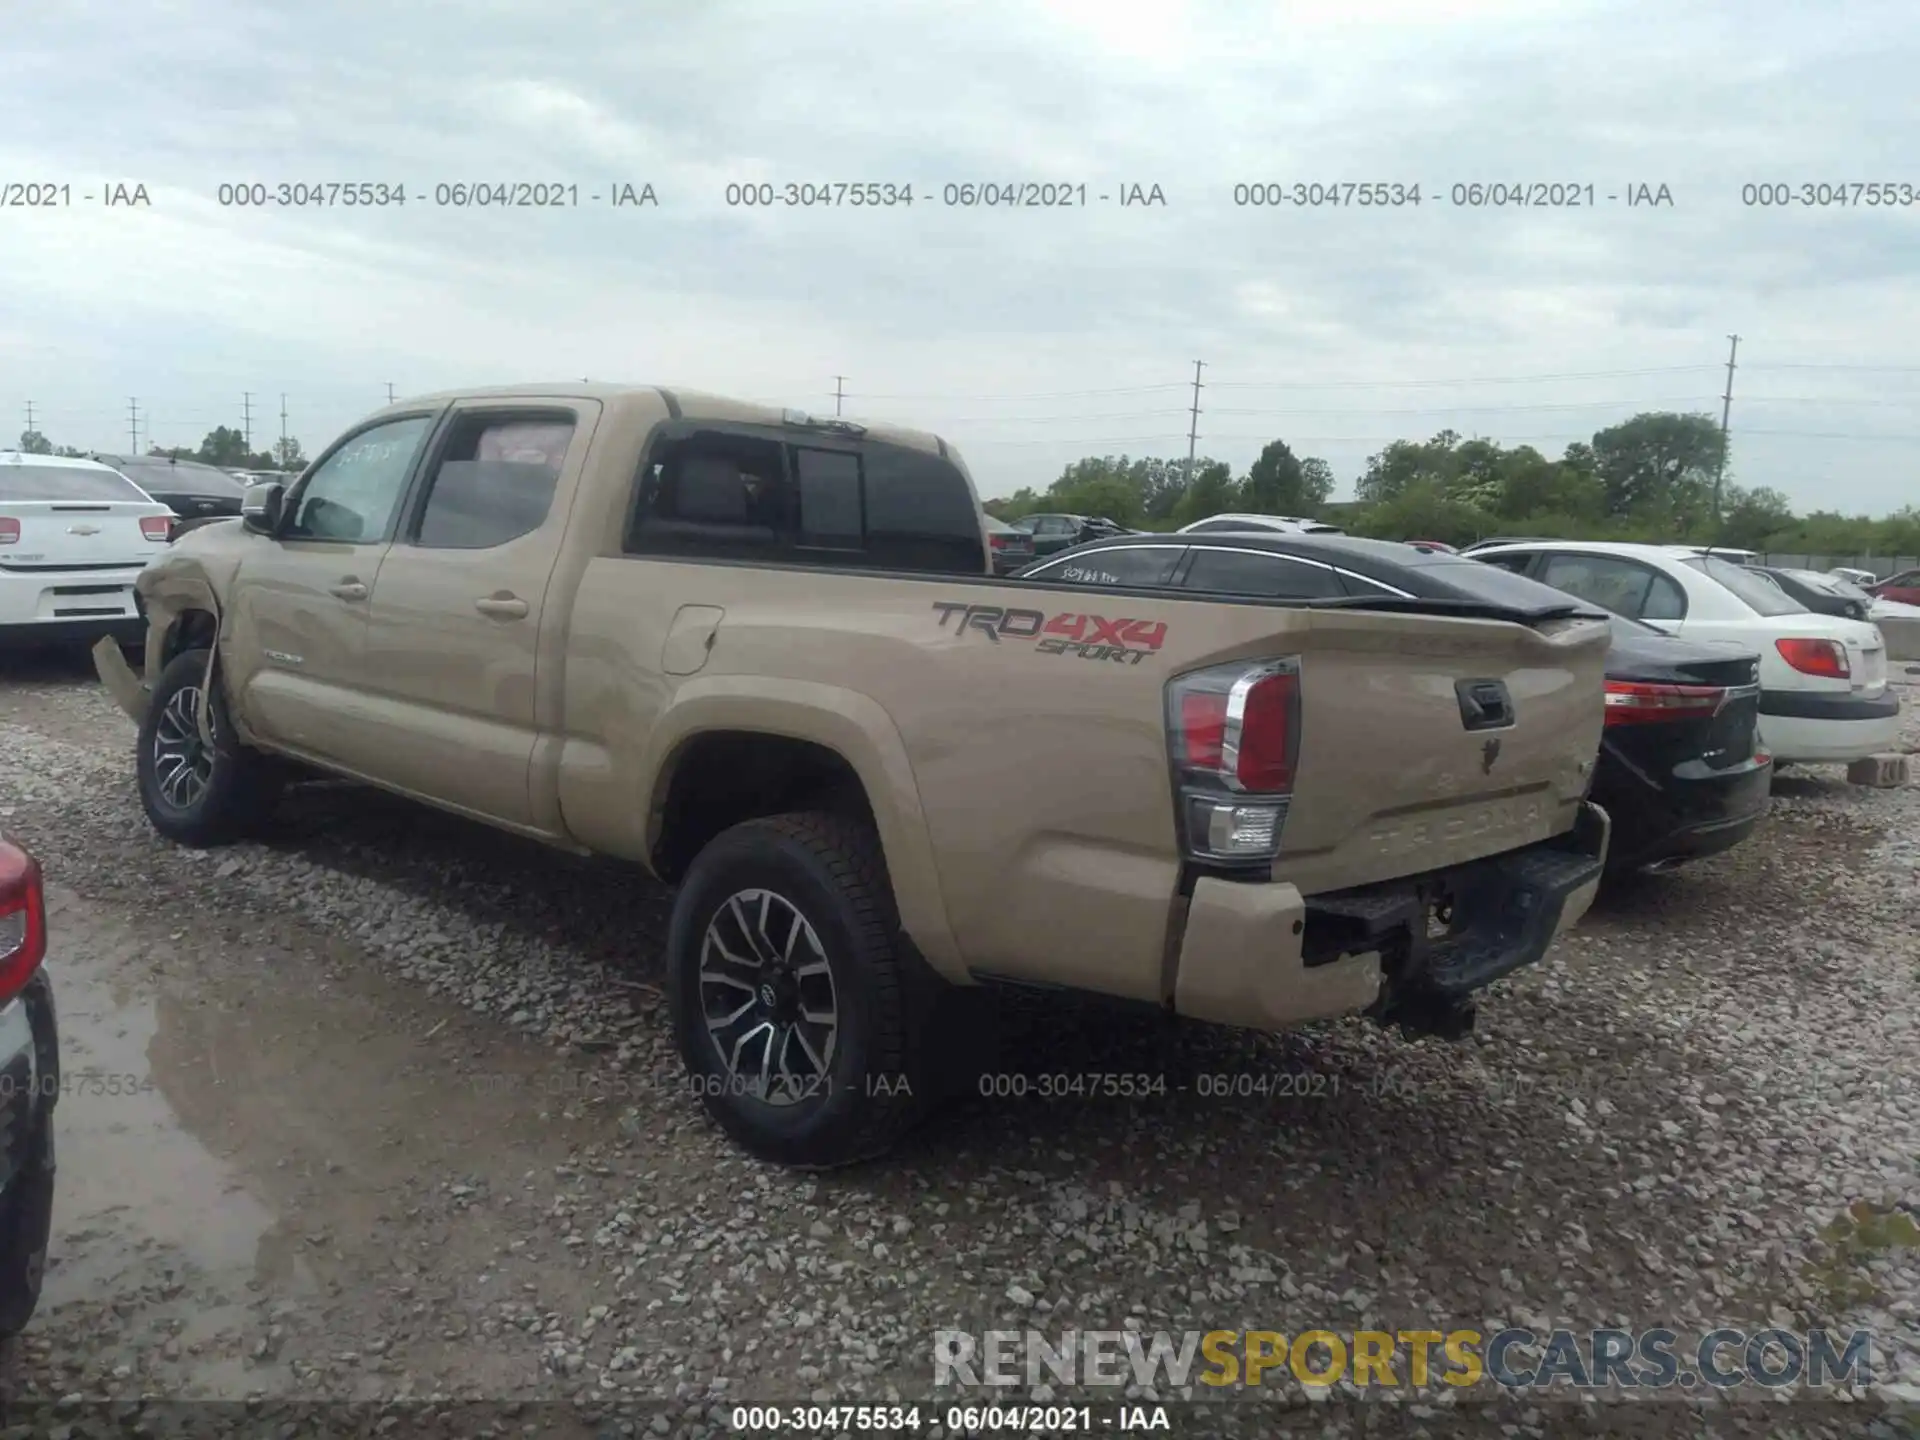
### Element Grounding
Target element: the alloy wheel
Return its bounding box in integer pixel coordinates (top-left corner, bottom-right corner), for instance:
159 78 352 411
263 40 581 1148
698 889 839 1107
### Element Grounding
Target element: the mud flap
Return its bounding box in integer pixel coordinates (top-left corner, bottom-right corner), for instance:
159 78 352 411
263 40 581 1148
91 636 149 721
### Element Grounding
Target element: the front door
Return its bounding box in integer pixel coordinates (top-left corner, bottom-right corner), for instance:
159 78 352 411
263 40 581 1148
356 402 595 829
225 412 439 767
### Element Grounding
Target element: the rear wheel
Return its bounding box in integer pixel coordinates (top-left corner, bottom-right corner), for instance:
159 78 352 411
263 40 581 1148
666 812 938 1167
136 648 283 846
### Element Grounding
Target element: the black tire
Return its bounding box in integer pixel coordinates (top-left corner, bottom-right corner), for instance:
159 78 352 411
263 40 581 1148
0 1120 53 1339
666 812 938 1167
136 647 283 846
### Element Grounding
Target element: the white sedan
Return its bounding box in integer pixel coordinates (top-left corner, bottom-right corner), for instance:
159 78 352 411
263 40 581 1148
1470 541 1900 764
0 452 174 652
1176 512 1345 536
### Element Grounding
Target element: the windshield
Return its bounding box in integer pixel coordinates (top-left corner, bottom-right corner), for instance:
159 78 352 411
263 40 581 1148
0 464 150 502
1684 555 1803 615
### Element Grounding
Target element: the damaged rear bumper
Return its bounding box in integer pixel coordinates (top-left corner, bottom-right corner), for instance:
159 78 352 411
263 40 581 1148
1171 801 1608 1037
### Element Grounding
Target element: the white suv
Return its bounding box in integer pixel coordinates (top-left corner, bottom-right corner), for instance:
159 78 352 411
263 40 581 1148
1471 541 1900 764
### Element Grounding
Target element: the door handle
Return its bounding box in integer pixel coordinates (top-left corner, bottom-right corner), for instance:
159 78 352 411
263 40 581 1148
328 581 369 601
475 595 529 620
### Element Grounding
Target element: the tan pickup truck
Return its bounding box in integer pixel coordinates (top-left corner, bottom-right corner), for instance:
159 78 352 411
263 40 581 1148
96 384 1611 1166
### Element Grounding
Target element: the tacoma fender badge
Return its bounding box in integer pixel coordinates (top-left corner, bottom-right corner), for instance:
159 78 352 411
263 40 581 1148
264 650 303 666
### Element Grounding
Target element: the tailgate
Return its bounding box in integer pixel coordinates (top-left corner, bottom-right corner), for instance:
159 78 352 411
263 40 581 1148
0 501 167 569
1277 608 1611 892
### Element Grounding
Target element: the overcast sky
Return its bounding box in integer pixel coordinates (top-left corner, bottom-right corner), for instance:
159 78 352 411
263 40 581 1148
3 0 1916 509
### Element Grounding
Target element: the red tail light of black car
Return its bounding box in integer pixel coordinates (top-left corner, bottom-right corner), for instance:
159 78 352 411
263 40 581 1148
1165 658 1300 864
1603 679 1732 726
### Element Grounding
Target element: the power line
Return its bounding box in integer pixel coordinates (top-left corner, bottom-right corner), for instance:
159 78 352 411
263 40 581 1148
960 428 1920 449
1207 365 1724 390
1743 362 1920 373
849 384 1188 401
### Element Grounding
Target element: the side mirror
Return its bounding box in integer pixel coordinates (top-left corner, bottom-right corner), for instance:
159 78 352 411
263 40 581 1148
241 482 284 536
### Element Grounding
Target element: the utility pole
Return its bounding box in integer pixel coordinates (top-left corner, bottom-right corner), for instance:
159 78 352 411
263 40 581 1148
1713 334 1739 524
1184 361 1206 484
127 397 139 454
385 382 396 404
279 393 288 456
242 392 253 451
833 376 846 417
23 400 35 436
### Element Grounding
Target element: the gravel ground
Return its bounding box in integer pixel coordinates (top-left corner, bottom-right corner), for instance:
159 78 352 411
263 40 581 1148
0 650 1915 1439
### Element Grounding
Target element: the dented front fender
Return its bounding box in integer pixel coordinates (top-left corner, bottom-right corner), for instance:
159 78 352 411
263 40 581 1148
92 636 149 721
92 544 234 724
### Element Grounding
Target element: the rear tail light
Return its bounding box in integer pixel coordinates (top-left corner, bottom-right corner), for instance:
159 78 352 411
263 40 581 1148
1166 658 1300 863
989 533 1007 549
1603 680 1729 726
1774 637 1849 680
0 516 18 545
140 514 175 543
0 840 48 1006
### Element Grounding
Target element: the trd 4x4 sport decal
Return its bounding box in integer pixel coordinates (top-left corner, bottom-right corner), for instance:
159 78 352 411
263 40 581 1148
932 601 1167 665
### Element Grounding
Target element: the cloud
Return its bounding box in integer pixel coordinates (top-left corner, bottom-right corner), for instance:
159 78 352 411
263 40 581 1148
2 0 1916 509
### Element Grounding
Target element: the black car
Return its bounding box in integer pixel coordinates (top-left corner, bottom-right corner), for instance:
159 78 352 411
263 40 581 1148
1009 513 1128 558
1746 565 1872 622
984 517 1037 574
1591 615 1771 872
91 453 251 532
1014 531 1771 875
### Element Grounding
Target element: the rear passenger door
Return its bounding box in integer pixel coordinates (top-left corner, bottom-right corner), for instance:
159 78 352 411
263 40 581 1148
1029 544 1187 588
355 401 597 829
1536 552 1687 630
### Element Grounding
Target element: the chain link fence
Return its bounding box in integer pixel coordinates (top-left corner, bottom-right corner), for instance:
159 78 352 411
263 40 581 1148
1758 553 1919 578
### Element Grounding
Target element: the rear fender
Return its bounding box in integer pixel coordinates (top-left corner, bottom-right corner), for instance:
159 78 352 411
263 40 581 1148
641 676 966 983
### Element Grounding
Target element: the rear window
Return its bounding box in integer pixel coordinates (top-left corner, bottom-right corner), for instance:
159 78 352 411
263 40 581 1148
0 465 148 502
626 428 984 574
1684 555 1802 616
114 462 248 499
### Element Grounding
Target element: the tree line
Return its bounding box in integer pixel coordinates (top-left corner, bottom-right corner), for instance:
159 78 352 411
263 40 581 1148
982 410 1920 557
16 424 306 472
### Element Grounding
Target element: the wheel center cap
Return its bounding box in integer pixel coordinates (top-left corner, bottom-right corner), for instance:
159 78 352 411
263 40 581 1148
759 983 778 1009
